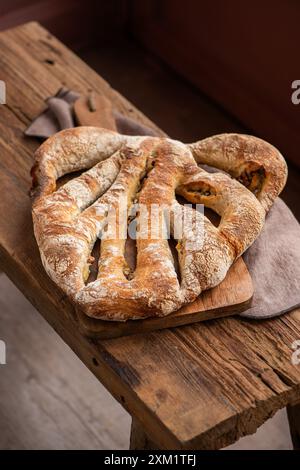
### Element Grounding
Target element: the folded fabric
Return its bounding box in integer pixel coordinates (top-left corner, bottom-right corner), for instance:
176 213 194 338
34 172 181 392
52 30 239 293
25 87 157 138
25 88 79 138
25 89 300 319
241 198 300 318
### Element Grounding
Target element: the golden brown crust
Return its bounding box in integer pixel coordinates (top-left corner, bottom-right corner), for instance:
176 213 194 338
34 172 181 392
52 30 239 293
188 133 288 212
31 128 287 321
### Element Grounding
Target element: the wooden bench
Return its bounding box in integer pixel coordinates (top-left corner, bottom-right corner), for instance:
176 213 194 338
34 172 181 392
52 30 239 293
0 21 300 450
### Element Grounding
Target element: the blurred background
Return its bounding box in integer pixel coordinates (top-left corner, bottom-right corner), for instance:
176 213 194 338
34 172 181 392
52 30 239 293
0 0 298 449
0 0 299 219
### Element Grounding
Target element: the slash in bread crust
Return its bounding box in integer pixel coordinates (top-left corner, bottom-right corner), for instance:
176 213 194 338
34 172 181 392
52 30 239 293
31 128 287 321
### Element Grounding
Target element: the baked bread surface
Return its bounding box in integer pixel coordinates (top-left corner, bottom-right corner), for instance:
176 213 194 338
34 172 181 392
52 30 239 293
31 128 287 321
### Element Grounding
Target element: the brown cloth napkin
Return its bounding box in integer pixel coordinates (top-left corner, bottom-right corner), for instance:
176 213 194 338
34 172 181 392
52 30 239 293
25 90 300 319
241 198 300 318
25 88 157 138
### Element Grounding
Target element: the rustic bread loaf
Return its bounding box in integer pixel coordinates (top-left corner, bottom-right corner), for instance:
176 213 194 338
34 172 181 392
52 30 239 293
31 128 287 321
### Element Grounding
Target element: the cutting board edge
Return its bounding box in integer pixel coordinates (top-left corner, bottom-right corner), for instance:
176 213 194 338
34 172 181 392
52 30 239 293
76 269 254 339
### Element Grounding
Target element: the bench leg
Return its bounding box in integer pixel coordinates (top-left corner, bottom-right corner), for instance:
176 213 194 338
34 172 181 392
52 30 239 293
287 402 300 449
130 417 158 450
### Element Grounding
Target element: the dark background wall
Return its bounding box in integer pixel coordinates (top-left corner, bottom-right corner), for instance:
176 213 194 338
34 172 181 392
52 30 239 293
0 0 299 219
0 0 127 48
128 0 300 170
1 0 299 168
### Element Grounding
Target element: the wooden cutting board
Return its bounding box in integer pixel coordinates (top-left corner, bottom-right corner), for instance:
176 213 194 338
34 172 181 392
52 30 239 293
76 238 253 339
74 93 253 339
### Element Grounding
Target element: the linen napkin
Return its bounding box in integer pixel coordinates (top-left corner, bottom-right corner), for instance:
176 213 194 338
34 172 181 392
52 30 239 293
25 89 300 319
25 88 157 138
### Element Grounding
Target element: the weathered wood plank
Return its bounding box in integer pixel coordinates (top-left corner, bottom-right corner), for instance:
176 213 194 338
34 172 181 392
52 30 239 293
0 274 292 450
0 273 130 450
0 22 300 449
1 21 164 134
100 310 300 449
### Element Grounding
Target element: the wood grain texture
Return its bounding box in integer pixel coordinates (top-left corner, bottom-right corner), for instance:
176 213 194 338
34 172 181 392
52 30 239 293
74 92 117 130
0 22 300 449
0 273 131 450
0 273 291 450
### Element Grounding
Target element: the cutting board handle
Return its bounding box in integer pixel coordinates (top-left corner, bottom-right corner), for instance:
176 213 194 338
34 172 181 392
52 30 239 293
74 91 117 131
